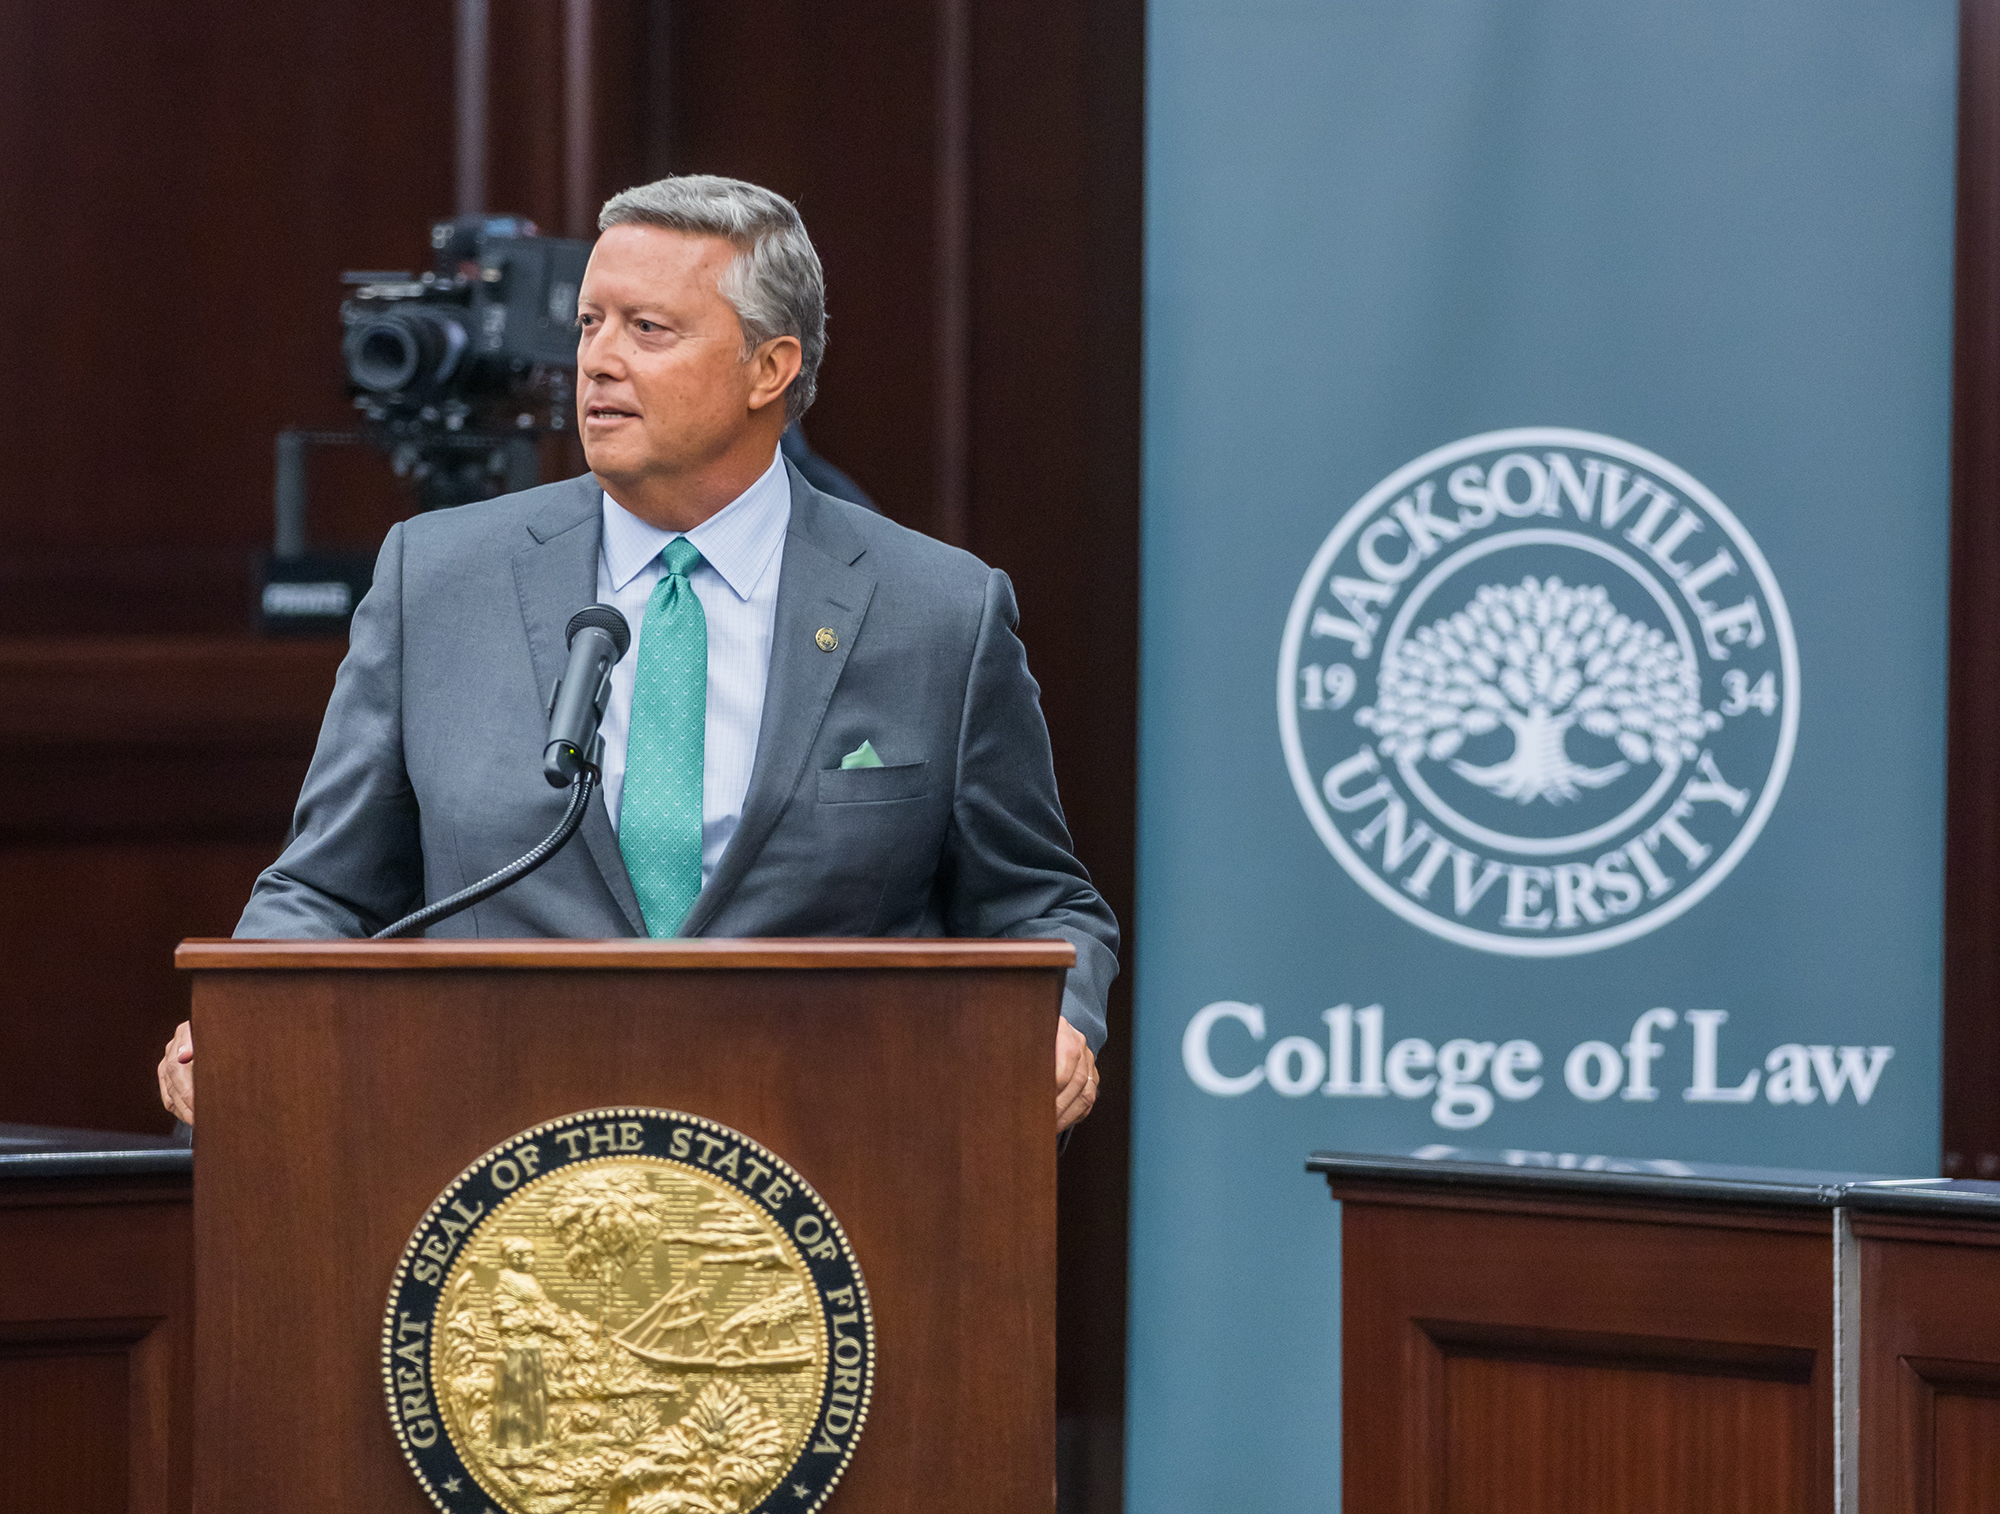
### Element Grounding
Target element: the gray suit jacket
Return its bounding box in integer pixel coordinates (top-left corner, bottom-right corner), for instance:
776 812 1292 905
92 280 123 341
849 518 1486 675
236 464 1119 1048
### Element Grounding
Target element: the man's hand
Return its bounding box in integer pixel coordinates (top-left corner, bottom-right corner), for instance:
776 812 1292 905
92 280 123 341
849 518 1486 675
158 1022 194 1127
1056 1017 1098 1133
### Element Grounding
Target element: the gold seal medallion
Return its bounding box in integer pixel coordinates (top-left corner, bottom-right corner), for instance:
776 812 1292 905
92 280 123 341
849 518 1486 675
384 1108 872 1514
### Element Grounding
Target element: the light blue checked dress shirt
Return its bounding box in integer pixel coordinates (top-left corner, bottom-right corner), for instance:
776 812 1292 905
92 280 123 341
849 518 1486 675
595 447 792 886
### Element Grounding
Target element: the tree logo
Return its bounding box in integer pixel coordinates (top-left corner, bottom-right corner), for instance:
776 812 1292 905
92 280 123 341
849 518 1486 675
1278 429 1797 955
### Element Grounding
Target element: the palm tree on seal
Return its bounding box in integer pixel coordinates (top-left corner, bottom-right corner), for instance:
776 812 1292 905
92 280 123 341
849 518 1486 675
546 1169 670 1332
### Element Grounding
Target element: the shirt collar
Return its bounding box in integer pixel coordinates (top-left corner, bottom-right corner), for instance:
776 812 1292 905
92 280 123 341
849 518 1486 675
600 447 792 600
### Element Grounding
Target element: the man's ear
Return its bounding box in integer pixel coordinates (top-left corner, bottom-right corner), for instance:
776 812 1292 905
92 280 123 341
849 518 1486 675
746 335 804 414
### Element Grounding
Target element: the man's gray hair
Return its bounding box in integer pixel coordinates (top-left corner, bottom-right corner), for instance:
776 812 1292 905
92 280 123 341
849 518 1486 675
598 175 826 423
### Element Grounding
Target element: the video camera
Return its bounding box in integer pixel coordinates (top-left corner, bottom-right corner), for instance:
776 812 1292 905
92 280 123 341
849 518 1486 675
260 214 591 635
340 213 592 511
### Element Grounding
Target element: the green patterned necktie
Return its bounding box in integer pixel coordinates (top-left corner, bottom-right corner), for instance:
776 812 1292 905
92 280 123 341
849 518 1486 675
620 536 707 935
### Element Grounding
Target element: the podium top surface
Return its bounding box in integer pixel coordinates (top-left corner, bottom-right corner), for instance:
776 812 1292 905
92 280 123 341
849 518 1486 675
175 936 1077 971
1309 1148 2000 1222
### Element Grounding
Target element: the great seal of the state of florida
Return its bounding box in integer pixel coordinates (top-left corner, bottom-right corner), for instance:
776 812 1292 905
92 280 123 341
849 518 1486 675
383 1107 872 1514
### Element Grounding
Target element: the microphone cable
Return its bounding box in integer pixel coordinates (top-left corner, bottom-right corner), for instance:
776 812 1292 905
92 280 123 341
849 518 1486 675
372 769 598 940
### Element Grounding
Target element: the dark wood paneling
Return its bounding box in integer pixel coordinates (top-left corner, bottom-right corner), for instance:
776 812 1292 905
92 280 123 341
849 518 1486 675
191 954 1058 1514
0 1349 131 1509
1946 0 2000 1176
0 844 276 1132
1440 1354 1811 1513
664 1 953 542
486 0 646 241
0 638 340 750
0 1175 194 1514
0 0 461 626
0 0 649 629
487 0 568 232
1933 1386 2000 1511
0 638 340 1132
1331 1188 1836 1513
0 638 341 841
1855 1213 2000 1513
960 4 1143 1500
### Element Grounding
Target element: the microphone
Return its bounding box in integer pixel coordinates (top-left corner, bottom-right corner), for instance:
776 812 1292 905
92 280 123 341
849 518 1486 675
542 605 633 787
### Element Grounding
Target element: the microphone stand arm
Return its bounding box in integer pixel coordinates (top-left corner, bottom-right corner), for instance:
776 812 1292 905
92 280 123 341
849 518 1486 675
373 769 598 940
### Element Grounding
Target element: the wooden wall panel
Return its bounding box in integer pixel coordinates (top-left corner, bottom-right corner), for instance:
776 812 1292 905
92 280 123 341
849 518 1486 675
1946 0 2000 1177
0 638 340 1133
1932 1388 2000 1512
0 0 459 627
0 1176 194 1514
0 843 276 1133
1855 1214 2000 1514
1333 1191 1836 1514
0 638 343 840
0 1348 131 1509
1441 1354 1811 1514
665 1 954 542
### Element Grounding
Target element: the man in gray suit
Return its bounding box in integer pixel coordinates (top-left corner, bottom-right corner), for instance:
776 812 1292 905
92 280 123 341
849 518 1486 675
158 175 1117 1133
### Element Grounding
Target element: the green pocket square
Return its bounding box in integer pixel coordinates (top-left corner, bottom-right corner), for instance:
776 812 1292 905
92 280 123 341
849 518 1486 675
839 740 885 770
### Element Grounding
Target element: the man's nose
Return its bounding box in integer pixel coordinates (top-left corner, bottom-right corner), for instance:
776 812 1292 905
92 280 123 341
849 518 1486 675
580 330 629 381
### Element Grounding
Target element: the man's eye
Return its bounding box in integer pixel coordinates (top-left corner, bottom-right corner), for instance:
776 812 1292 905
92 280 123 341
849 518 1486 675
635 320 659 334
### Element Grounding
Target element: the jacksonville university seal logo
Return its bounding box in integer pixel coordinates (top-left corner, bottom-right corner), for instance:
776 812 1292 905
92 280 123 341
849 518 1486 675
1279 429 1798 956
384 1108 873 1514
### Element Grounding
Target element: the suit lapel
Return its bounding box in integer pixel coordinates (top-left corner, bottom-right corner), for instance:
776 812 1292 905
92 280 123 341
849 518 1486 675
682 467 874 935
511 475 647 935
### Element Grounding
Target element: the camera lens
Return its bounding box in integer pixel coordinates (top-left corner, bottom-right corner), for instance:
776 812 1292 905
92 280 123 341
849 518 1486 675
343 309 469 395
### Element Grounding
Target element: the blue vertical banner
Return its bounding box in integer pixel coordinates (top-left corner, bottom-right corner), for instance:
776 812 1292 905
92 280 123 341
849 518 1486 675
1130 4 1958 1509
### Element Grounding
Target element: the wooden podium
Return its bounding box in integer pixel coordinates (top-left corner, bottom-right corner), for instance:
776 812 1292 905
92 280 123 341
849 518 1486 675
176 937 1071 1514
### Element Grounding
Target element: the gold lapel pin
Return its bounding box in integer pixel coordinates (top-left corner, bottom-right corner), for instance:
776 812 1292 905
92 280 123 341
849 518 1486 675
815 627 839 652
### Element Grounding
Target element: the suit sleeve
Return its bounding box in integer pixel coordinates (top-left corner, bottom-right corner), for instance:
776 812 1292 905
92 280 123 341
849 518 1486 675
234 523 424 938
941 568 1121 1050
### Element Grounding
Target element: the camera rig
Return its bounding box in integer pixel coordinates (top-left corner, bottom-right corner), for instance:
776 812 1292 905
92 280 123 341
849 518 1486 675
340 213 590 511
262 215 591 633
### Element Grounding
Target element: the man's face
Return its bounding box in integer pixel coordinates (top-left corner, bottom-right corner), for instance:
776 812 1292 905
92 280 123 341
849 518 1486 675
575 224 766 489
